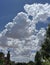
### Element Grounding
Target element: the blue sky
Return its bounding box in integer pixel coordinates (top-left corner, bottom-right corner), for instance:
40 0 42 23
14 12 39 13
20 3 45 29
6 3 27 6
0 0 50 62
0 0 50 31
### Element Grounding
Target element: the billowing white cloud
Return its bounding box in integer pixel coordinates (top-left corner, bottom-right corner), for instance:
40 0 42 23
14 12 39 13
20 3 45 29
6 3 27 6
24 3 50 22
0 3 50 62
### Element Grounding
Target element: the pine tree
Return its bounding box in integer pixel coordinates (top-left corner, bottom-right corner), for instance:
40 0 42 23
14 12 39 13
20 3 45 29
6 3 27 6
35 51 42 65
7 51 10 65
41 24 50 59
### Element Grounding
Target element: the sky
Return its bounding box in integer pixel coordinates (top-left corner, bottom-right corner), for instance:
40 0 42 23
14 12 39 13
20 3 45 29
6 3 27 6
0 0 50 62
0 0 50 31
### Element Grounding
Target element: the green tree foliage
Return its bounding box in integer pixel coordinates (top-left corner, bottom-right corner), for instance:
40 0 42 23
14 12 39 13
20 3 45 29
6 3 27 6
35 51 42 65
41 24 50 59
27 61 35 65
46 24 50 38
42 59 50 65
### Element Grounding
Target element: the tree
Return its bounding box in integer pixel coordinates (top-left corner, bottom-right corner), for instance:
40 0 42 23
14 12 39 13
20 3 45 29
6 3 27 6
7 51 10 65
35 51 42 65
46 24 50 38
41 24 50 59
28 61 35 65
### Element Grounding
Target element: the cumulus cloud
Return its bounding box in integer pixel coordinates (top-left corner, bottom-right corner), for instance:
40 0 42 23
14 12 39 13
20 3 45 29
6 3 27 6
24 3 50 22
0 3 50 62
